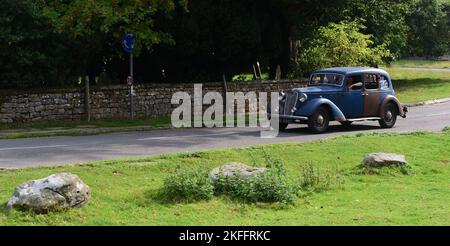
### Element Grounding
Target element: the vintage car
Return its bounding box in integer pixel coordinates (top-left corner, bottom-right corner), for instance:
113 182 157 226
271 67 407 133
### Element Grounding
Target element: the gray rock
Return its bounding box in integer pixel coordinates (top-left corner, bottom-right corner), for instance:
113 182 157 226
363 153 407 167
7 173 91 213
209 162 266 182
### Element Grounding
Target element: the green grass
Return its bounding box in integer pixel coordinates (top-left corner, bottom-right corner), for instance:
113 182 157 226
0 117 172 139
0 117 171 130
383 67 450 103
0 130 449 225
232 73 270 81
389 59 450 69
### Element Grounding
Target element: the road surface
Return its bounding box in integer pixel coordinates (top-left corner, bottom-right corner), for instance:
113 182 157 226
0 102 449 168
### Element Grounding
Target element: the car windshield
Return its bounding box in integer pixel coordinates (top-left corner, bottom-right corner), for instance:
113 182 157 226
309 73 344 86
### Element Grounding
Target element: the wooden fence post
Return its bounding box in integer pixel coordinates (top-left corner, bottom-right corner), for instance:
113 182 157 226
84 75 91 122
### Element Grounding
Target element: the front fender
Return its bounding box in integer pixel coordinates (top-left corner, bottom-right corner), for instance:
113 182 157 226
298 98 346 121
380 95 405 117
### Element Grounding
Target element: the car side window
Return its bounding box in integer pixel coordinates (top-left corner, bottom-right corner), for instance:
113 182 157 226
364 74 380 90
347 75 363 91
380 75 389 90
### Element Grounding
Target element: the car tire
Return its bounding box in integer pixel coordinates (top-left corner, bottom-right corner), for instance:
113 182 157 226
308 107 330 133
340 121 352 126
279 122 288 131
379 103 398 128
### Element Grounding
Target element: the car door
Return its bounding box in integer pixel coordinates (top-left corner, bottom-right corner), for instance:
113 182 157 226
338 74 364 118
363 73 382 117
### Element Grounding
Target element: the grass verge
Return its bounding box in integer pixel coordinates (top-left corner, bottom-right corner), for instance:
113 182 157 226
389 59 450 69
0 117 171 139
383 67 450 103
0 130 449 225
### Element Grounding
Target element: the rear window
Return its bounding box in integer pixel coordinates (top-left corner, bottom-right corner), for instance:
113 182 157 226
310 73 344 86
380 75 389 90
364 74 380 90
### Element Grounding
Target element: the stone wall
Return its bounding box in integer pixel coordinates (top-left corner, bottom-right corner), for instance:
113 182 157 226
0 80 307 123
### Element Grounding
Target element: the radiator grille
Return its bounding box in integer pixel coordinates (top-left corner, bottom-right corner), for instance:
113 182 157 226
283 91 298 115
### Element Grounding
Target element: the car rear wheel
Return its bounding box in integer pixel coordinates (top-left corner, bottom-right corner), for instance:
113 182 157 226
308 107 330 133
379 103 398 128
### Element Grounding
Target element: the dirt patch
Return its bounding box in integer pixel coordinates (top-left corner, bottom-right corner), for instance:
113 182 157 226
440 160 450 165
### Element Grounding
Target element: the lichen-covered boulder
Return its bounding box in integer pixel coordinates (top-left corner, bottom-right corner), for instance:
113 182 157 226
209 162 266 182
7 173 91 213
362 153 407 167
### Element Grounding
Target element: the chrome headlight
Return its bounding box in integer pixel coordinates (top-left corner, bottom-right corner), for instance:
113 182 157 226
278 91 286 101
299 93 308 102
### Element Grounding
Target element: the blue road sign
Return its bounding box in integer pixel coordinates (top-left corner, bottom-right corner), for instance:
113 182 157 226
122 33 135 53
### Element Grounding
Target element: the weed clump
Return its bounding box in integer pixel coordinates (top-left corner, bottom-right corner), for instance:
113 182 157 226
162 168 214 202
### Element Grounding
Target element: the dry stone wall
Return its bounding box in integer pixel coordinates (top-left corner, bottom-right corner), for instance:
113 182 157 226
0 80 307 123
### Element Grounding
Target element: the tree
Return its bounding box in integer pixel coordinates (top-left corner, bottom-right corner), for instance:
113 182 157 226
0 0 67 88
406 0 449 57
350 0 412 60
139 0 289 82
291 21 391 77
44 0 181 83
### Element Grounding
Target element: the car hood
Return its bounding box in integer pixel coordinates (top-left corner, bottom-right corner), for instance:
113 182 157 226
290 85 339 94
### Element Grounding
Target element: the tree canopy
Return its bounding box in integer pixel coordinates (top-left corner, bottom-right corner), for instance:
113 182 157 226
292 21 391 77
1 0 449 88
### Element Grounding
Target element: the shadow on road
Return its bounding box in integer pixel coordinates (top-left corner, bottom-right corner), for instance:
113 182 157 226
280 123 381 135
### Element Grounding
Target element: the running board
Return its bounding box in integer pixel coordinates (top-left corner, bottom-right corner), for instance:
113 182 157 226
347 117 381 122
269 114 308 120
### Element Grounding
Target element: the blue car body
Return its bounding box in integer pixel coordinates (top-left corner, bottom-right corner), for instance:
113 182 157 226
273 67 407 132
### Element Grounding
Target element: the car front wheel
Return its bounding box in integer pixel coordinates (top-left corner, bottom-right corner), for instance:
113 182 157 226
379 103 398 128
308 107 330 133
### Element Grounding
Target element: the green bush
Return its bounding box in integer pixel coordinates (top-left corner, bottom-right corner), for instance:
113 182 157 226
291 21 391 77
358 163 412 176
163 168 214 202
214 154 297 204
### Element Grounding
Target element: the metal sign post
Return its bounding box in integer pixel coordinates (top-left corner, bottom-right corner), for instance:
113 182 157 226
122 33 135 120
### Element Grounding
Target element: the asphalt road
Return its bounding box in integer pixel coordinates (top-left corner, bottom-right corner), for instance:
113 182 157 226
0 102 449 168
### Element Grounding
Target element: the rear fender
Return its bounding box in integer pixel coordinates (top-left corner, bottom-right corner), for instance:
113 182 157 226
380 95 405 117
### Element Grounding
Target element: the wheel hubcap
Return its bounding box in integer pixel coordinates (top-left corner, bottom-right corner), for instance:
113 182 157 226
385 110 393 121
317 114 324 126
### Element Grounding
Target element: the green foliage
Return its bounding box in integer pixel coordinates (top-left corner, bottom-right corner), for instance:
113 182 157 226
2 0 449 87
42 0 179 77
406 0 450 57
0 0 68 88
359 164 412 176
44 0 178 55
298 163 343 193
162 167 214 202
214 154 297 204
291 21 391 76
350 0 412 59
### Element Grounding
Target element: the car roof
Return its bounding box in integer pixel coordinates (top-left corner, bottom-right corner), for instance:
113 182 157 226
312 67 389 76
